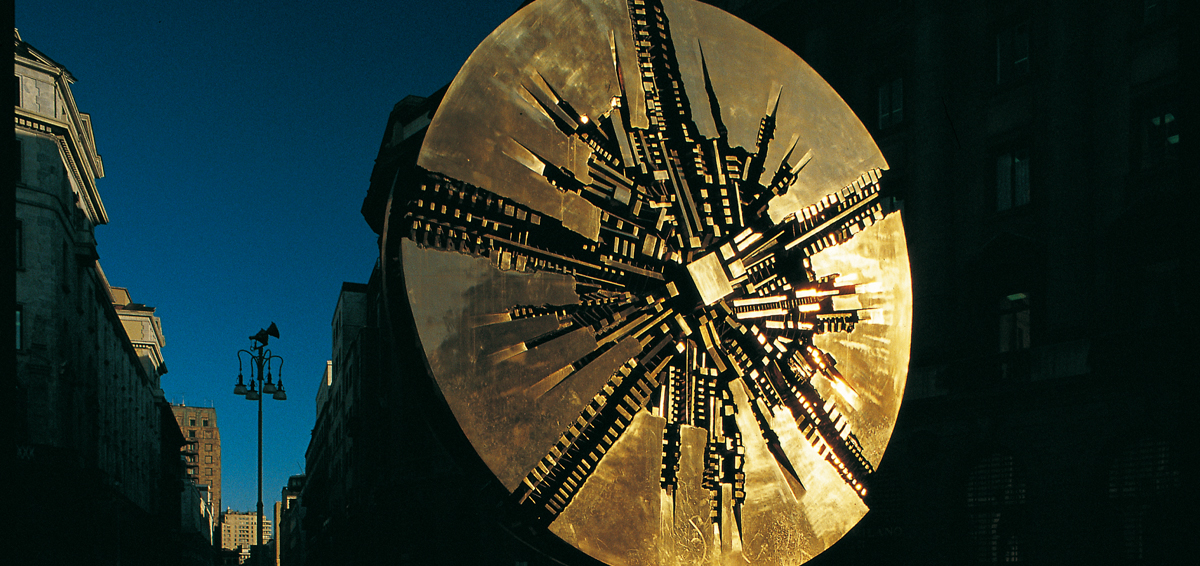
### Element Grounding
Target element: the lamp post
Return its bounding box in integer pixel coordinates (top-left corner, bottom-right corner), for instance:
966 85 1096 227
234 322 286 566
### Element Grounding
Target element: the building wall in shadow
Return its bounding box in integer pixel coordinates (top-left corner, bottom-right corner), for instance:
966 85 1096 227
332 1 1190 564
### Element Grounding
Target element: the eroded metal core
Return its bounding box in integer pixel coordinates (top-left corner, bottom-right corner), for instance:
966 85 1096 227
383 1 912 564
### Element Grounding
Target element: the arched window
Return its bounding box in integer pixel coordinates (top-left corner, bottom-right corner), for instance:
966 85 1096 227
967 452 1025 563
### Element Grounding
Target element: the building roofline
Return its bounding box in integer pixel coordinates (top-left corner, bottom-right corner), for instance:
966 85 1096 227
14 28 77 83
15 29 109 225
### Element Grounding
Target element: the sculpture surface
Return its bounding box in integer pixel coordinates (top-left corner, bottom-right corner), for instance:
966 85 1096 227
382 1 912 564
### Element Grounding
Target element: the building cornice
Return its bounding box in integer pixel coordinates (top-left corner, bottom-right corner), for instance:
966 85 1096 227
16 29 75 80
15 35 108 226
15 111 109 226
14 50 76 84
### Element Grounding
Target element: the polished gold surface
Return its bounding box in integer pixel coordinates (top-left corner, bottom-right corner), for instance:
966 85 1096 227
383 0 912 564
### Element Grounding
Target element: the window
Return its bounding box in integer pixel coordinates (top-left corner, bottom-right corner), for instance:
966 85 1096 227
205 467 213 476
995 146 1030 211
190 417 196 426
189 430 196 438
997 290 1033 378
967 453 1025 564
206 455 213 464
75 256 84 312
205 443 213 452
203 418 209 427
1109 439 1180 565
996 22 1030 84
15 219 21 268
999 293 1031 353
15 306 22 350
877 78 904 129
1136 99 1178 170
61 242 70 292
14 76 21 108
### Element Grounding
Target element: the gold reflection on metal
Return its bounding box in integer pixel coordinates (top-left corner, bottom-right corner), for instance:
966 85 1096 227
383 0 912 564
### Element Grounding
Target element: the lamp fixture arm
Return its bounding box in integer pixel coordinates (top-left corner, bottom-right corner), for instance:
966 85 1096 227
268 356 284 380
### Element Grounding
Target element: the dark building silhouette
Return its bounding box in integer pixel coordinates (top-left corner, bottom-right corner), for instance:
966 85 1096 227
708 1 1191 566
301 92 579 565
14 28 197 566
335 1 1191 564
278 474 307 566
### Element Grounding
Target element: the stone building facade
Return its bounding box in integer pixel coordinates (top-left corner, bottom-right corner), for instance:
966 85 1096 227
301 282 374 565
112 286 167 377
172 403 224 514
14 29 189 565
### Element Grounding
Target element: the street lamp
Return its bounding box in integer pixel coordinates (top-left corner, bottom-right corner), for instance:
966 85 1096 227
234 322 286 565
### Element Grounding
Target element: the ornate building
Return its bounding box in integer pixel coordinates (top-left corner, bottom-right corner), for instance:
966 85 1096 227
14 29 188 565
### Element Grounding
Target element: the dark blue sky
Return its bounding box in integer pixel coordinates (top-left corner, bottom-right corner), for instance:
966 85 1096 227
17 0 524 516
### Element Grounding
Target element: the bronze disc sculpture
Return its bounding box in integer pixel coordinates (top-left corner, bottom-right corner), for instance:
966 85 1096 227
381 0 912 564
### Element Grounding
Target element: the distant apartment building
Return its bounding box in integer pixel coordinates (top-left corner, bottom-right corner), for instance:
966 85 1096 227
171 403 223 513
14 28 189 564
221 510 273 564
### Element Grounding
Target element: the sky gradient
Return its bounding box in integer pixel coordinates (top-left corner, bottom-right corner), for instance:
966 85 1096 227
17 0 524 516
